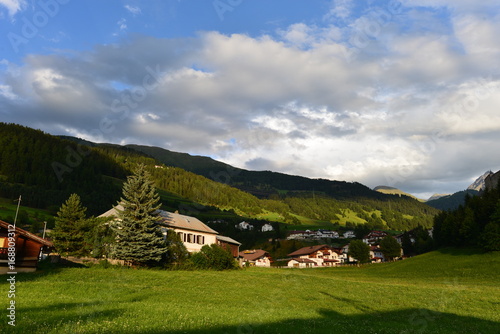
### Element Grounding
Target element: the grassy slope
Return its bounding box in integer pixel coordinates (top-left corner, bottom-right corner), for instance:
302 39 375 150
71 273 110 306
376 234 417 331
1 249 498 334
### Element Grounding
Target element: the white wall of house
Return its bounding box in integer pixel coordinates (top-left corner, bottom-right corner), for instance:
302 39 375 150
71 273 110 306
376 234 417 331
261 224 274 232
290 249 340 267
165 229 217 253
287 259 314 268
255 257 272 267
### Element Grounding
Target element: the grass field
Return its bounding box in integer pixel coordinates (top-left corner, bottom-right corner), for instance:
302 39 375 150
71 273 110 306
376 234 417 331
1 249 499 333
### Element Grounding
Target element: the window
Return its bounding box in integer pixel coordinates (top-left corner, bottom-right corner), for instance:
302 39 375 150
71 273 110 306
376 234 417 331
197 235 204 245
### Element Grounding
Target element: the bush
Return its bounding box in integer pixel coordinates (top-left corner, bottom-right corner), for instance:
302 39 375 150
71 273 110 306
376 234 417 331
190 244 239 270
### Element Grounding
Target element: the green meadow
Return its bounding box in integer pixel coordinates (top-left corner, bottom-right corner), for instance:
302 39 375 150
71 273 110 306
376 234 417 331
1 249 499 334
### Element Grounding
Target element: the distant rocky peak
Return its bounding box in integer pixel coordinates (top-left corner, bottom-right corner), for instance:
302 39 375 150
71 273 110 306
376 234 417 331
468 170 494 191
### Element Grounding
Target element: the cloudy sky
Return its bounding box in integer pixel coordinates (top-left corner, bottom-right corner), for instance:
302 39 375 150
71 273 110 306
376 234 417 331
1 0 499 199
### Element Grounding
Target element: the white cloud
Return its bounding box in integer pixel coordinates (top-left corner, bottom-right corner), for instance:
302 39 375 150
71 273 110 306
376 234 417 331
118 18 127 31
124 5 141 15
0 0 26 17
1 2 500 195
324 0 354 21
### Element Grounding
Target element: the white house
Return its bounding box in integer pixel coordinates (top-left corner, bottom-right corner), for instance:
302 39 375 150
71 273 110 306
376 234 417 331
339 244 355 263
362 230 388 245
370 246 385 263
99 205 238 254
343 230 356 238
261 223 274 232
236 221 254 230
287 244 340 268
316 230 339 239
239 249 273 267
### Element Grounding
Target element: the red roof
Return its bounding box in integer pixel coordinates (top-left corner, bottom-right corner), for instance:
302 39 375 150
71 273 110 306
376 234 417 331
288 244 330 257
239 249 270 261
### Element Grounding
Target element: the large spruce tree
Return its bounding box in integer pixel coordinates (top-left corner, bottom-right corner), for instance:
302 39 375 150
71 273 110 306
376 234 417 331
52 193 87 256
114 164 168 266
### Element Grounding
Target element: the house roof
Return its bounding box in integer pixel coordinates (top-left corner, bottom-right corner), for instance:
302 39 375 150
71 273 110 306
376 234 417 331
0 220 53 247
157 210 219 235
288 244 330 257
217 235 241 245
99 205 218 235
239 249 269 261
98 204 124 218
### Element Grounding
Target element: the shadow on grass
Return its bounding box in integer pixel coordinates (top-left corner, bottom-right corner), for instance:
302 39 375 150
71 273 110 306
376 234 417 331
146 308 498 334
5 307 497 334
1 301 126 334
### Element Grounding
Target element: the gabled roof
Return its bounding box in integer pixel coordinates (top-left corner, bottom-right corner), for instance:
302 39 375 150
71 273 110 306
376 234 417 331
0 220 52 247
288 244 330 257
217 235 241 245
98 205 218 235
98 204 124 218
239 249 269 261
158 210 218 235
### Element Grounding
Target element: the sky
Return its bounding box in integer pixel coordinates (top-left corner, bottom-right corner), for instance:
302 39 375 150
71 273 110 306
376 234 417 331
1 0 500 199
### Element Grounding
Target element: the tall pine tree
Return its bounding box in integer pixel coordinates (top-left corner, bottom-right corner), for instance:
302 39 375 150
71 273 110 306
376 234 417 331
52 193 87 256
114 164 168 266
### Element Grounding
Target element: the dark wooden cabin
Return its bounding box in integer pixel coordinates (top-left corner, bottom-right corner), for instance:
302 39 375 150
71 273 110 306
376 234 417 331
0 220 53 274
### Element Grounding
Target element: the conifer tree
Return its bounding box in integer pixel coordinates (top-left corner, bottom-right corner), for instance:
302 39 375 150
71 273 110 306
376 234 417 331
113 164 168 266
52 193 87 256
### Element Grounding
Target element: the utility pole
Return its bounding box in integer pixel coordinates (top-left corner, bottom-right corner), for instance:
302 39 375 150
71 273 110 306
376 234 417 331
42 221 47 239
13 195 21 229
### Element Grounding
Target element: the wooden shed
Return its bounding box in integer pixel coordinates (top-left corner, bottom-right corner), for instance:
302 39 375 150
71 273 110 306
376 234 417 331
0 220 53 274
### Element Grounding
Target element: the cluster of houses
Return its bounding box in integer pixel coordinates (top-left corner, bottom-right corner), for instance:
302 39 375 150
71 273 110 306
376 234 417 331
0 205 403 273
239 243 387 268
287 229 356 240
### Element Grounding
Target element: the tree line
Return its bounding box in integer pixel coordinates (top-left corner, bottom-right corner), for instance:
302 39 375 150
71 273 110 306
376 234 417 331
433 186 500 251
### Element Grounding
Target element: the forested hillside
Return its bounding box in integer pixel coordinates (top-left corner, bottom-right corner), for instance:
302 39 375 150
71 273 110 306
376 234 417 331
0 123 126 214
426 189 480 211
0 123 439 231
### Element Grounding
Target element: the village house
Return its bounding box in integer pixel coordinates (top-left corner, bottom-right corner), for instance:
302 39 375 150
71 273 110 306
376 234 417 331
236 221 254 230
339 244 355 263
99 206 240 255
370 246 385 263
395 232 416 245
0 220 53 274
239 249 273 267
261 223 274 232
287 229 339 241
362 230 388 245
343 230 356 238
216 235 241 257
287 244 340 268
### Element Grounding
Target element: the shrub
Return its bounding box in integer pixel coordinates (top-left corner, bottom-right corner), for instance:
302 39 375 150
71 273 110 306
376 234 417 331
190 244 239 270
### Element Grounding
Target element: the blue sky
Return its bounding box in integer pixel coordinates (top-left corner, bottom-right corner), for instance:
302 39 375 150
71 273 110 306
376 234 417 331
1 0 500 199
